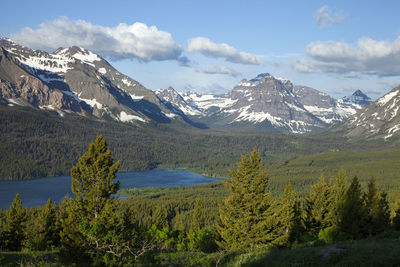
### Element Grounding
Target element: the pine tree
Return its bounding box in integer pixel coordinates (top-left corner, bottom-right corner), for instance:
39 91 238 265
328 170 348 227
274 183 303 247
304 175 332 236
217 149 278 251
25 198 59 250
337 176 366 239
188 197 217 252
364 178 379 235
393 196 400 230
363 179 391 235
3 193 26 251
190 197 206 232
372 192 391 234
60 135 125 264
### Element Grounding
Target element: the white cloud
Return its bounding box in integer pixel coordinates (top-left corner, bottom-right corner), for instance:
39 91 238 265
11 17 187 63
187 37 261 65
195 65 241 77
314 5 345 28
292 36 400 77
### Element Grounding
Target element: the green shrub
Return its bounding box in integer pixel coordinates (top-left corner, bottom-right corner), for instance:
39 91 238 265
318 226 348 243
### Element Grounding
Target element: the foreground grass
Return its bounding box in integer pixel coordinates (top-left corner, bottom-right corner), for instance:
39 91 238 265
2 235 400 266
157 234 400 267
0 250 59 266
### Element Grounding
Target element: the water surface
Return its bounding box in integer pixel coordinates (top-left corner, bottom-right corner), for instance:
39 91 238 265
0 169 218 209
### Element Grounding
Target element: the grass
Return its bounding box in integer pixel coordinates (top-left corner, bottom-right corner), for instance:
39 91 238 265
2 236 400 266
0 250 59 266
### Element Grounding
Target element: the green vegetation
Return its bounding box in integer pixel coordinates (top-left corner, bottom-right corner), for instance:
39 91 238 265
0 115 400 266
0 104 393 180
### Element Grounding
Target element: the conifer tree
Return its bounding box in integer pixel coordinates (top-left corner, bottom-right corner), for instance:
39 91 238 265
364 178 378 233
190 197 206 232
188 197 217 252
3 193 26 251
25 198 59 250
275 183 303 247
304 175 332 236
392 196 400 230
328 170 348 227
337 176 366 239
217 149 277 251
60 135 126 264
363 179 391 235
373 192 391 234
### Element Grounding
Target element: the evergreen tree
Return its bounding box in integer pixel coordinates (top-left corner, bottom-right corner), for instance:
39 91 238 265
304 175 332 236
3 193 26 251
372 192 391 234
393 196 400 230
60 135 127 265
190 197 206 232
188 197 217 252
217 149 278 251
25 198 59 250
364 178 379 235
337 176 366 239
328 170 348 227
363 179 391 235
275 183 303 247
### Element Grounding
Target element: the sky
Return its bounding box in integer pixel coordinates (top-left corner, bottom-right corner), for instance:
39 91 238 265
1 0 400 100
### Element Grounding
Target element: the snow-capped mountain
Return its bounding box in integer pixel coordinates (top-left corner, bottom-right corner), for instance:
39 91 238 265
341 85 400 140
342 90 372 106
155 87 202 116
217 73 325 133
0 38 185 124
293 86 368 125
157 73 370 134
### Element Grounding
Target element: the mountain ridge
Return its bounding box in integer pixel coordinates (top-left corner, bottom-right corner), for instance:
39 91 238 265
156 73 371 134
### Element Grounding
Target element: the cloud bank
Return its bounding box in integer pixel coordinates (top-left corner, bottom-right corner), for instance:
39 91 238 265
11 17 188 64
195 65 241 77
293 36 400 77
314 5 345 28
188 37 261 65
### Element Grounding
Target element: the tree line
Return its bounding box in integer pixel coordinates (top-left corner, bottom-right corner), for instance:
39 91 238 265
1 137 400 265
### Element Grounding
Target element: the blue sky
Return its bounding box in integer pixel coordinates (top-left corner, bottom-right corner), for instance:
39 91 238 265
1 0 400 99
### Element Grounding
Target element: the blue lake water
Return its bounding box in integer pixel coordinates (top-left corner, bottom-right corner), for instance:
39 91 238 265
0 169 218 209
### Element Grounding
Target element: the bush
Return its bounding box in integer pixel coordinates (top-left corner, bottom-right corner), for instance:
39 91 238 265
318 227 348 243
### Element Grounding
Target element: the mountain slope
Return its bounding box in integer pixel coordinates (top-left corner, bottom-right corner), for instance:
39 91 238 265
157 73 370 134
0 38 191 125
339 85 400 140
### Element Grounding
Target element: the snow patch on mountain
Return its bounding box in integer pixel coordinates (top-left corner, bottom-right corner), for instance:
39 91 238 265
119 111 145 122
129 94 144 101
378 90 399 106
16 54 74 73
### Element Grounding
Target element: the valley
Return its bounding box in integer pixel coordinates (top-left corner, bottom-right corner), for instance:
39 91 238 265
2 35 400 266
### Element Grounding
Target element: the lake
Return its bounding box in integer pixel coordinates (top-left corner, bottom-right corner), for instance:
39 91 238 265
0 169 218 209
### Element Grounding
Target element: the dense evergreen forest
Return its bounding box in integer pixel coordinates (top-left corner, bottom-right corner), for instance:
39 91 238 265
1 137 400 266
0 104 393 180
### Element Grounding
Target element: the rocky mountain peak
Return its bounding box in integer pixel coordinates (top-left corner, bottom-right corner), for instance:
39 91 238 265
53 46 103 66
342 89 372 106
0 38 33 54
339 85 400 140
249 72 271 82
236 73 293 92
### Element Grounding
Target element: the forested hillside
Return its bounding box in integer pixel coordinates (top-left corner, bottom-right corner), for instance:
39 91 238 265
0 103 351 180
1 141 400 266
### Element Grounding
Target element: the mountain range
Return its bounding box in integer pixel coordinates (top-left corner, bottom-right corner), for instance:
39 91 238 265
335 85 400 140
1 38 393 137
156 74 371 133
0 38 192 125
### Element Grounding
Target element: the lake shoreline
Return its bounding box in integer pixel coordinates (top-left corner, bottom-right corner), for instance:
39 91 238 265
0 168 219 209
